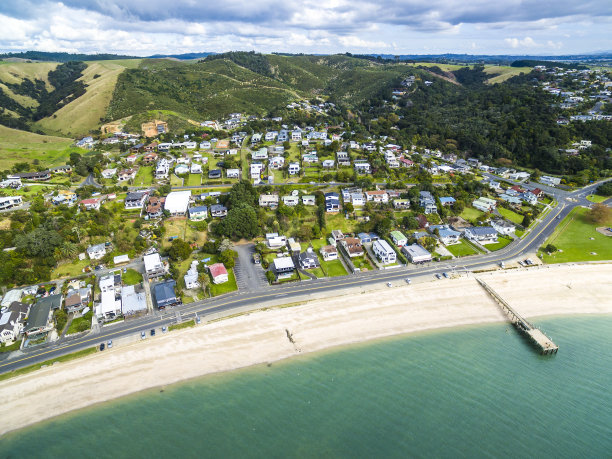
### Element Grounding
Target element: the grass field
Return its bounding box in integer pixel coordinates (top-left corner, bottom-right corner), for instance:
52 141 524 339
133 166 153 186
51 258 91 278
586 194 608 203
497 207 524 225
122 268 142 286
325 212 358 235
445 239 480 257
186 174 202 186
0 125 74 170
352 255 373 271
162 218 206 248
307 267 326 278
540 207 612 263
170 174 183 187
0 61 58 88
483 66 531 84
35 59 142 137
66 311 93 335
484 236 513 251
209 269 238 296
460 207 485 222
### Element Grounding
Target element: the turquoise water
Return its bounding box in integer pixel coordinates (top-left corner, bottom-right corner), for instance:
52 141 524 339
2 316 612 458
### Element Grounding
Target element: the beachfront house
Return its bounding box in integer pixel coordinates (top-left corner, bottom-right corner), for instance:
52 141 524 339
390 230 408 247
464 226 498 244
373 239 397 264
401 244 432 263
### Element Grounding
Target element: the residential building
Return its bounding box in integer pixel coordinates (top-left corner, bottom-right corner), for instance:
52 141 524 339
164 191 191 216
301 195 316 206
259 194 280 208
272 257 295 274
331 230 345 242
154 280 180 309
464 226 498 244
146 196 165 218
439 197 456 207
155 159 170 179
472 197 497 212
226 169 240 179
190 163 203 174
188 206 208 221
354 160 371 174
340 237 364 257
52 190 77 206
252 148 268 160
357 232 379 244
210 204 228 217
288 162 300 175
0 309 24 343
0 196 23 211
250 162 264 180
121 285 147 315
298 249 320 269
209 263 229 284
282 195 299 206
269 156 285 169
351 193 365 206
12 171 51 181
86 243 107 260
184 260 200 289
25 296 60 336
540 175 562 186
124 191 148 210
144 253 166 279
325 192 340 213
401 244 432 263
287 238 301 254
390 230 408 247
491 218 516 235
79 197 103 211
337 151 350 166
320 245 338 261
64 288 91 313
365 190 389 203
266 232 287 248
419 191 437 214
429 225 461 245
393 199 411 209
373 239 397 264
322 159 335 168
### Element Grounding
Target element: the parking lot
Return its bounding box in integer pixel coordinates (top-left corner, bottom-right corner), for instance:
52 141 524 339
234 244 270 291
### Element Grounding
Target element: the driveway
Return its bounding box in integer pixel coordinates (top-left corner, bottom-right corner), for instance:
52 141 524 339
234 244 269 291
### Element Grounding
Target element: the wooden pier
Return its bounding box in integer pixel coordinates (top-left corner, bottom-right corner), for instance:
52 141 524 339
477 278 559 355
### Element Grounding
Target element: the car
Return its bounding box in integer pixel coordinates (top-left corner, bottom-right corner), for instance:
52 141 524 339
556 215 561 219
405 278 411 284
435 273 442 279
386 282 392 288
500 262 505 269
123 268 127 273
99 343 105 351
196 316 201 324
49 286 56 294
150 329 156 336
525 259 534 266
162 326 167 333
443 272 449 278
107 340 113 348
141 331 146 340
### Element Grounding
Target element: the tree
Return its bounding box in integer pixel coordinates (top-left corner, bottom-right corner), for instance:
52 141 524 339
587 203 611 224
15 227 63 258
344 202 354 214
219 249 237 269
216 203 259 239
266 270 276 283
226 180 257 208
167 238 192 261
596 181 612 196
545 244 558 254
402 216 419 230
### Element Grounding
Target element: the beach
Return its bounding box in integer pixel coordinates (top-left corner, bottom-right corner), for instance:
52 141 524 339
1 263 611 436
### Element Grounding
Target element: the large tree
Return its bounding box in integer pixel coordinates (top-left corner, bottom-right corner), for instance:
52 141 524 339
216 204 259 239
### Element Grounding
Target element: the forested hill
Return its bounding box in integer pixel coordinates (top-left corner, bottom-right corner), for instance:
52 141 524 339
0 51 137 62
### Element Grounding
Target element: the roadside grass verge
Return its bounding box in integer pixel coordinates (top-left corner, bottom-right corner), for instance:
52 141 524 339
169 319 195 331
0 347 97 382
586 194 608 204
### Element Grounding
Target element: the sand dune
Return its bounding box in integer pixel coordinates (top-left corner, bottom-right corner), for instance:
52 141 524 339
1 263 611 436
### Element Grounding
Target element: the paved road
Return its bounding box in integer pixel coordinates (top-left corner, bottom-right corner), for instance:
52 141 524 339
78 174 102 189
0 179 609 375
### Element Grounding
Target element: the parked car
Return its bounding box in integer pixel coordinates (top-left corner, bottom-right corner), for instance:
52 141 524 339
196 316 201 324
49 286 56 294
435 273 441 279
107 340 113 348
99 343 105 351
141 331 146 340
386 282 392 288
150 329 156 336
405 278 411 284
162 326 167 333
443 272 449 279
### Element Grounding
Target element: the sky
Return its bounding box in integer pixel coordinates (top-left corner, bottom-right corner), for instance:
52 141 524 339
0 0 610 56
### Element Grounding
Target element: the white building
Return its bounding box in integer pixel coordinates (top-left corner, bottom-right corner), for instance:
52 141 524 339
184 260 200 290
86 243 106 260
540 176 562 186
266 233 287 248
401 244 432 263
226 169 240 179
288 163 300 175
144 253 166 279
0 196 23 211
164 191 191 216
373 239 397 264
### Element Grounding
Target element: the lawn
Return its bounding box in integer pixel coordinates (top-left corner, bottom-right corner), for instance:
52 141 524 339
515 229 525 238
445 239 480 257
497 207 524 225
484 236 513 251
66 311 93 335
0 124 75 170
325 212 359 235
52 258 91 278
307 267 326 278
586 194 608 204
170 174 183 187
460 207 485 222
186 174 202 186
162 218 207 248
209 269 238 296
540 207 612 263
122 268 143 286
133 166 153 186
352 255 373 271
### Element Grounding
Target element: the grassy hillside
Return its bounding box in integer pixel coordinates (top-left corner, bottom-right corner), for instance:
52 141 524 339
35 59 141 136
0 124 74 170
0 61 58 89
408 62 531 84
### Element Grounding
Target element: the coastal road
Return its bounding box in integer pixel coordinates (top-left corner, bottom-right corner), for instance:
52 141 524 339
0 180 608 375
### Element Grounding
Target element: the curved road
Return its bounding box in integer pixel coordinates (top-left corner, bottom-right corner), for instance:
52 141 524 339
0 179 609 374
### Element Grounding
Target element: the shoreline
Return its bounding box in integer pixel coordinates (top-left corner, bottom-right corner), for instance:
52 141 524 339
1 263 612 436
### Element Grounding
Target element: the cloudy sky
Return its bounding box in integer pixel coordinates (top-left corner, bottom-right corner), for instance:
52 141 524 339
0 0 610 56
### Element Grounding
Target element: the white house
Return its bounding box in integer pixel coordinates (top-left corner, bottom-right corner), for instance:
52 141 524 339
251 163 264 180
266 232 287 248
269 156 285 169
390 231 408 247
373 239 397 264
491 219 516 235
320 245 338 261
189 206 208 221
288 163 300 175
464 226 498 244
401 244 432 263
322 159 335 168
291 130 302 141
190 163 203 174
164 191 191 216
226 169 240 179
209 263 229 284
259 194 280 208
282 195 299 206
351 193 365 206
184 260 200 289
143 253 166 279
0 196 23 211
472 197 497 212
101 168 117 179
301 195 316 206
252 148 268 160
540 175 562 186
365 190 389 203
354 161 371 174
86 243 106 260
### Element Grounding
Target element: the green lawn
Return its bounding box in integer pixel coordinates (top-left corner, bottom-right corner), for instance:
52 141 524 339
540 207 612 263
497 207 524 225
122 268 143 286
515 229 525 238
186 174 202 186
66 311 93 335
0 339 22 353
320 258 348 277
460 207 485 222
307 267 326 278
352 255 373 271
325 212 359 235
209 269 238 296
133 166 153 186
445 239 480 257
484 236 513 251
170 174 183 187
52 258 91 278
586 195 608 204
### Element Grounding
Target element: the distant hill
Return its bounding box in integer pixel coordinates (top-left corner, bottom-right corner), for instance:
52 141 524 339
0 51 139 62
147 52 216 60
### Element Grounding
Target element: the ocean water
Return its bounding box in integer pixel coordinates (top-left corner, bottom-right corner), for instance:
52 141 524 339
2 315 612 458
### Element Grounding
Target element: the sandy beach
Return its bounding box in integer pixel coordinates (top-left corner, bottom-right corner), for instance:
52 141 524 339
1 263 611 436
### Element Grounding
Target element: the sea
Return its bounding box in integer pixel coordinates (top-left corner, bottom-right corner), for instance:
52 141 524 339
1 315 611 458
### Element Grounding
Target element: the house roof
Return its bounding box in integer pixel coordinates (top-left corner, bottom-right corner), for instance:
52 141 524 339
390 230 407 240
467 226 497 236
189 205 208 214
209 263 228 278
154 280 177 304
26 296 59 331
164 191 191 214
402 244 431 258
273 257 295 270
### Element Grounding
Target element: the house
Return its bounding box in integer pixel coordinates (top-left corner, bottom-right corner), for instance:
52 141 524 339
200 141 211 149
64 288 91 313
419 191 437 214
325 192 340 213
464 226 498 244
190 163 203 174
393 199 411 209
183 260 201 290
540 175 562 186
146 196 165 218
287 238 301 254
86 243 107 260
301 195 316 206
259 194 280 208
0 307 25 343
265 131 278 142
154 280 180 309
226 169 240 179
269 156 285 169
337 151 351 166
531 188 544 198
472 197 497 212
439 197 456 207
288 162 300 175
322 159 335 168
298 249 320 269
79 197 103 211
509 171 531 182
282 195 299 206
357 232 379 244
209 263 229 284
365 190 389 203
51 165 73 174
174 164 190 175
143 152 158 164
1 289 23 308
390 230 408 247
429 225 461 245
266 232 287 248
302 153 318 163
208 169 222 179
252 148 269 160
491 218 516 235
272 257 295 274
251 133 262 144
121 285 147 315
401 244 432 263
210 204 227 217
521 191 538 205
188 206 208 221
0 177 22 189
52 190 78 206
0 196 23 211
320 245 338 261
126 154 139 164
155 159 170 179
164 191 191 216
125 191 148 210
12 171 51 181
114 254 130 265
354 161 371 174
25 296 60 336
144 253 166 279
291 130 302 141
340 237 364 257
373 239 397 264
